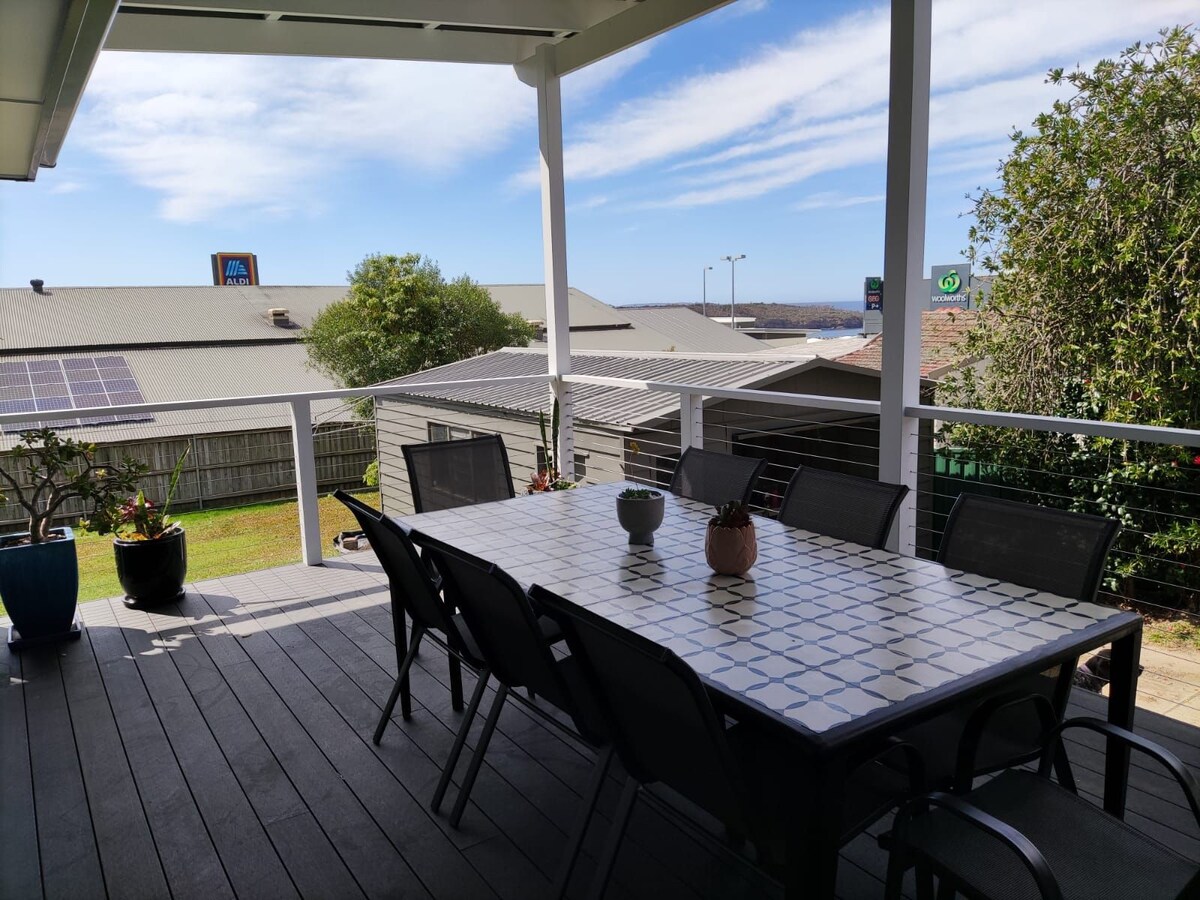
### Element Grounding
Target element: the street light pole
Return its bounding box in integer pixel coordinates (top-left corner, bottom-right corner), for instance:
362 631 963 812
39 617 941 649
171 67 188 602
702 265 713 317
720 254 746 329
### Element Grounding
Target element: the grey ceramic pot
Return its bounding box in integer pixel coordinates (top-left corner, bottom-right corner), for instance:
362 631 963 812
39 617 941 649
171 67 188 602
616 491 665 546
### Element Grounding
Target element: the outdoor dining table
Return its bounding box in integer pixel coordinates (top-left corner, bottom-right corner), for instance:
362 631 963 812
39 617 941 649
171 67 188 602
396 480 1143 899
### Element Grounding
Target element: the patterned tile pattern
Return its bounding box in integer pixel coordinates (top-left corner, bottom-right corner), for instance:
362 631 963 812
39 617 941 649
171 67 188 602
399 483 1130 739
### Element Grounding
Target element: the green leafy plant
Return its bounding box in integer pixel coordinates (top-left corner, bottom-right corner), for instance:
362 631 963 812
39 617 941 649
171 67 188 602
710 501 752 529
528 399 576 492
0 428 145 543
92 448 190 541
618 488 661 500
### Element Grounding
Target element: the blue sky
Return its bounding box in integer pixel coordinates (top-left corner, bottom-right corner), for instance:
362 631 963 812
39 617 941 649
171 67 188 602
0 0 1192 304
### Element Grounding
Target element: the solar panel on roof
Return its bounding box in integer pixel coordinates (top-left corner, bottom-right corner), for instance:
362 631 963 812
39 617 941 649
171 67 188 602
0 356 153 434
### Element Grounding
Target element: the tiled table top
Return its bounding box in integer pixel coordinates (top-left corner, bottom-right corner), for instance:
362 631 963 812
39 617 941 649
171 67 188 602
399 482 1137 746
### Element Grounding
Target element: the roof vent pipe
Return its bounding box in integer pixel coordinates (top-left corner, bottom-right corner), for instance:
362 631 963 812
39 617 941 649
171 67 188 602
30 279 45 293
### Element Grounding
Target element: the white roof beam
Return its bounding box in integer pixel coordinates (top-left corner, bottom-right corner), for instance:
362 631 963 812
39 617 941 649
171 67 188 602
517 0 733 82
116 1 631 34
105 14 543 64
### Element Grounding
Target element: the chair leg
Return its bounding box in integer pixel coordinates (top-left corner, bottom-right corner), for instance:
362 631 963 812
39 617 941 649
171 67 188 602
449 684 509 828
883 848 908 900
449 653 465 712
587 776 639 900
374 625 426 745
432 669 490 813
550 746 614 900
393 606 414 720
933 874 953 900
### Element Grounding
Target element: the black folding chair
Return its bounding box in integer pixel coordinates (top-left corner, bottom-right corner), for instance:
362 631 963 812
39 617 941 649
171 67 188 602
778 465 909 548
409 533 608 897
668 447 767 507
333 491 478 740
884 718 1200 900
903 494 1121 789
402 434 515 513
533 586 925 898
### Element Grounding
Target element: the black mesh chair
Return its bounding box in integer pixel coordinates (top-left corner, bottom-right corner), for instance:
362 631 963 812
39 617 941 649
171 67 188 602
884 718 1200 900
402 434 515 513
333 491 478 737
778 465 909 548
902 495 1121 789
532 586 925 898
668 447 767 507
410 533 610 897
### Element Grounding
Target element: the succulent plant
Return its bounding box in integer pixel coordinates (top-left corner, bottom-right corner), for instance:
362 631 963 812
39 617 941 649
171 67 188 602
618 488 660 500
710 500 752 529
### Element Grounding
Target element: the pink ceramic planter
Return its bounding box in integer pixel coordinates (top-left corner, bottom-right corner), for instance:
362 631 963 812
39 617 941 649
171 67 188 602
705 521 757 576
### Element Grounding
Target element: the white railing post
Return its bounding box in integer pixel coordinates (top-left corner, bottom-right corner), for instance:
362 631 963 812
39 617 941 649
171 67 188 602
534 42 576 480
290 398 322 566
878 0 932 555
680 392 704 451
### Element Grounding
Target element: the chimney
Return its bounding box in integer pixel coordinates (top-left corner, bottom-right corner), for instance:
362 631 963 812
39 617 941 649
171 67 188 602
267 307 291 327
30 279 45 294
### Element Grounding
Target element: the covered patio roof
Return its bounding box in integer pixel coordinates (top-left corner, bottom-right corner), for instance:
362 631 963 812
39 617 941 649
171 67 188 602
1 0 733 181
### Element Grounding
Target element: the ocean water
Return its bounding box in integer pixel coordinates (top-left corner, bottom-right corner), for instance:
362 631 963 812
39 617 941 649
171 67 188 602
813 327 864 338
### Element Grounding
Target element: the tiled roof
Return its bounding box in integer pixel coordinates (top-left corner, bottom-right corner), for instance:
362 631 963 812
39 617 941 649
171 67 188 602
837 309 978 378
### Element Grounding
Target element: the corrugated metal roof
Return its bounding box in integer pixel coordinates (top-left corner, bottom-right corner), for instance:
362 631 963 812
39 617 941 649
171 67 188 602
619 307 765 353
0 285 348 351
379 348 813 427
0 343 353 450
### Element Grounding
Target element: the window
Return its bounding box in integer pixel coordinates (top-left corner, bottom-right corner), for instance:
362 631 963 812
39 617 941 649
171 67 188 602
535 446 588 479
428 423 484 443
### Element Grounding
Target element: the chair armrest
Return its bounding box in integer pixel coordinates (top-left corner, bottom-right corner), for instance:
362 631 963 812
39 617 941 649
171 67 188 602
856 737 927 797
955 689 1058 791
1044 717 1200 831
891 792 1064 900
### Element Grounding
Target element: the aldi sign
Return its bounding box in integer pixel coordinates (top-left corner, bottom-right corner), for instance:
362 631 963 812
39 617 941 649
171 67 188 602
212 252 259 286
930 263 969 305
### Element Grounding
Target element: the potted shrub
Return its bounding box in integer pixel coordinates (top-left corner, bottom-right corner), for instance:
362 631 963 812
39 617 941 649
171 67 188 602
92 448 191 609
705 501 758 576
616 487 665 546
527 400 578 493
0 428 143 647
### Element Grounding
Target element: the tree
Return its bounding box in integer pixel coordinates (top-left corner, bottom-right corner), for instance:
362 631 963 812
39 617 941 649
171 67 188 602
942 28 1200 610
303 253 534 399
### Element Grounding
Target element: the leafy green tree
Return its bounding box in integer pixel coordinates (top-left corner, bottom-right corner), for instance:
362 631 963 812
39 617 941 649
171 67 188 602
304 253 534 400
942 27 1200 609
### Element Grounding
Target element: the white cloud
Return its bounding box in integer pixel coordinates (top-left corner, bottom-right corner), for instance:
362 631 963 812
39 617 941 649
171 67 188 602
793 192 885 212
48 181 85 194
514 0 1194 207
79 53 537 222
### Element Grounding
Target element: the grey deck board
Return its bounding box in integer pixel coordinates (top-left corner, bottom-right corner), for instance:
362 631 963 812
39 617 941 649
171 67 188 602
3 553 1198 900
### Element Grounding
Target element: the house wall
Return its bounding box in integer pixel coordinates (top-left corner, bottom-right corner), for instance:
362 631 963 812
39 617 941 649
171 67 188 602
375 398 626 516
0 424 375 531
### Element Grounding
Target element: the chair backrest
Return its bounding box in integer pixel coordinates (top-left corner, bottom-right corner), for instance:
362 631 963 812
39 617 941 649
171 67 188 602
409 531 598 738
531 585 750 831
668 448 767 507
401 434 515 513
778 465 910 549
333 490 454 634
938 494 1120 603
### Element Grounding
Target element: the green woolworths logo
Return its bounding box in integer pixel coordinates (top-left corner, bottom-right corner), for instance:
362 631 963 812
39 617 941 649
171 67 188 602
938 270 962 294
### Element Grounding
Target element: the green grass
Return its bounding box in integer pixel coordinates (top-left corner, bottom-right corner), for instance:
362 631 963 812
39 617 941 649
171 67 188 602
0 492 374 615
1145 617 1200 653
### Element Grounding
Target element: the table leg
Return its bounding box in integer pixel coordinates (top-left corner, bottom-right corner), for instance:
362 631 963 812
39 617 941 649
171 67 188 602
784 758 843 899
1104 626 1142 817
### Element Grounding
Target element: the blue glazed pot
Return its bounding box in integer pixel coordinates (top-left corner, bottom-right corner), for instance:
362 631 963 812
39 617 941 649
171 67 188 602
0 527 79 641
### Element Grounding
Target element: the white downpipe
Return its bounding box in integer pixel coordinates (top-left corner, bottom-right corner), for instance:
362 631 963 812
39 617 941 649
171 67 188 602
289 398 322 566
534 43 576 479
679 393 704 451
878 0 932 554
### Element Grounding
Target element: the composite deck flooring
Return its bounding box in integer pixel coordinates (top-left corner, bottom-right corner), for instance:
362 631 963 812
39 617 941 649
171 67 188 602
2 553 1198 900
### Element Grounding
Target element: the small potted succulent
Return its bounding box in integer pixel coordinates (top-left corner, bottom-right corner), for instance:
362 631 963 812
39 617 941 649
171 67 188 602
90 448 190 608
616 487 665 546
0 428 144 646
705 500 757 576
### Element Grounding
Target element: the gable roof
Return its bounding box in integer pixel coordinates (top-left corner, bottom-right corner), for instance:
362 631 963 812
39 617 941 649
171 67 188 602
837 309 978 378
618 307 765 353
379 348 815 428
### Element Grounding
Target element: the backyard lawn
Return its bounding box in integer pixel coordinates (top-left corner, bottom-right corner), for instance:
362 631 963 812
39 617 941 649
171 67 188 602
0 491 374 613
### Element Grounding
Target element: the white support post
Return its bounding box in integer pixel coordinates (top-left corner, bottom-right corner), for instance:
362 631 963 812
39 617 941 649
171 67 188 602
534 42 575 479
290 398 322 566
878 0 932 555
679 393 704 451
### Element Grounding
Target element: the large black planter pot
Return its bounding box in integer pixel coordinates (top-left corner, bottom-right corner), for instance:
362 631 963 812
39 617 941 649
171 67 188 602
114 529 187 609
0 526 81 649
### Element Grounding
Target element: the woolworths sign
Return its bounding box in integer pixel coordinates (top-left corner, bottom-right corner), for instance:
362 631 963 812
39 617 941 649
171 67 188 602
930 264 970 304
